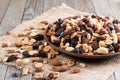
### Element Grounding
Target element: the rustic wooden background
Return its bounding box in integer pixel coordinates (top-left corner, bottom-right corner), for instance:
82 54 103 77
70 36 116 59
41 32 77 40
0 0 120 80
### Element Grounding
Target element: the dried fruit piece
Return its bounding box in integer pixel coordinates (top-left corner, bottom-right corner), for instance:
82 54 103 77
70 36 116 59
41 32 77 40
72 48 84 54
7 55 16 62
33 34 44 41
38 50 47 57
22 51 30 58
47 73 54 79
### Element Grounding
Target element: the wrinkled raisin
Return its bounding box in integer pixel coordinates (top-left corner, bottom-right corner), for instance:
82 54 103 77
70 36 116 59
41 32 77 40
58 18 63 24
113 19 119 24
91 15 96 18
39 50 47 57
92 40 99 50
32 41 42 49
81 32 87 44
70 37 78 47
72 48 84 54
107 45 114 51
82 18 89 23
7 55 16 62
22 51 30 58
33 34 44 41
107 22 115 30
55 28 64 37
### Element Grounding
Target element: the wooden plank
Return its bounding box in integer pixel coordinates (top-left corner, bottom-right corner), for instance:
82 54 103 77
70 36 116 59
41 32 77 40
43 0 61 12
0 0 11 23
61 0 96 14
107 74 116 80
114 68 120 80
0 0 27 36
4 66 32 80
0 63 8 80
92 0 120 19
22 0 44 21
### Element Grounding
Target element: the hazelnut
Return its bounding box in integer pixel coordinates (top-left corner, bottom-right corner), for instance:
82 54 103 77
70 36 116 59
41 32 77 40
15 41 22 47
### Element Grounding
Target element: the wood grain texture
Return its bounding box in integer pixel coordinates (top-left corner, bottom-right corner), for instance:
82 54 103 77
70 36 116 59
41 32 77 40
4 66 32 80
0 0 27 36
0 0 11 24
61 0 95 14
92 0 120 19
43 0 60 12
22 0 44 21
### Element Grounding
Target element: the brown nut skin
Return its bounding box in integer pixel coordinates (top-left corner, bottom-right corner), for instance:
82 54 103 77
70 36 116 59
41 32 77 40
59 65 69 72
15 41 22 47
51 59 62 66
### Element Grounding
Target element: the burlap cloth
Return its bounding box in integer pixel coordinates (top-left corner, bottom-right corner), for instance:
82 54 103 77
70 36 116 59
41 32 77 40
0 3 120 80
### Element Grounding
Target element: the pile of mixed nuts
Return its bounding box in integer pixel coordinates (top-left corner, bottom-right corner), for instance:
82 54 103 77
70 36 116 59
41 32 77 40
47 15 120 55
1 20 86 80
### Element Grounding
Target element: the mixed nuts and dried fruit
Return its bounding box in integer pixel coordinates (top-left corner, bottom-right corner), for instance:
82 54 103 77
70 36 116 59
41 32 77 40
1 20 83 79
47 15 120 55
1 14 120 79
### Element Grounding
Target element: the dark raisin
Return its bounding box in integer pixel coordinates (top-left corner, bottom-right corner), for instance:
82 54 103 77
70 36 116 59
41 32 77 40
32 41 42 49
105 16 110 20
113 19 119 24
87 22 93 28
107 45 114 51
115 44 120 52
72 48 84 54
81 32 87 44
82 18 89 23
70 37 78 47
86 28 93 35
91 15 96 18
77 21 85 27
114 25 119 32
91 40 99 50
22 51 30 58
55 28 64 37
33 34 44 41
107 22 115 30
58 18 63 24
38 50 47 57
7 55 16 62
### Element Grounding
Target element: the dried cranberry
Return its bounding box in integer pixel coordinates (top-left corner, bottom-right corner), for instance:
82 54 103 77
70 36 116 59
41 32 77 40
72 48 84 54
33 34 44 41
38 50 47 57
22 51 30 58
107 45 114 51
107 22 115 30
55 28 64 37
7 55 17 62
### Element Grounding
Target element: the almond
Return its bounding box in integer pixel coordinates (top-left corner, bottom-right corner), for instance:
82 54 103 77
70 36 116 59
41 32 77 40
51 59 62 66
59 65 69 72
47 31 55 36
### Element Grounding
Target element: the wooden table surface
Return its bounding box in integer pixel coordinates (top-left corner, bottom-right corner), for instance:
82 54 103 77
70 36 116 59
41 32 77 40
0 0 120 80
